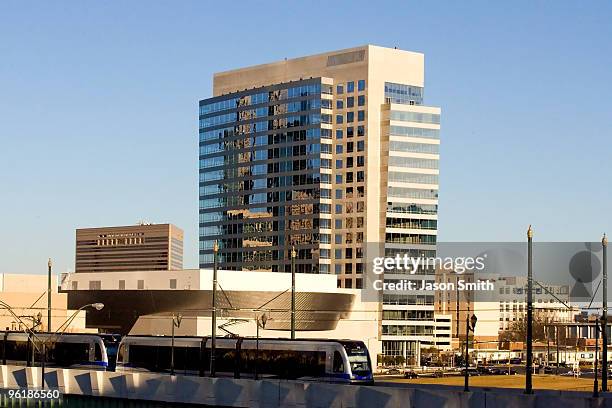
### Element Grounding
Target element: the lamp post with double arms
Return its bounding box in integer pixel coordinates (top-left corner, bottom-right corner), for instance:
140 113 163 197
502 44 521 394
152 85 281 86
595 316 602 398
603 233 608 392
526 225 534 394
47 259 52 332
464 314 477 392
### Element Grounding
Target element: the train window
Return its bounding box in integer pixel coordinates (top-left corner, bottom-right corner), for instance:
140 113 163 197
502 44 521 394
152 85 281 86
241 348 326 378
171 346 202 374
52 343 90 366
128 345 158 371
215 348 237 374
156 346 172 371
5 340 29 361
94 343 103 361
341 342 370 375
333 351 345 373
184 346 202 371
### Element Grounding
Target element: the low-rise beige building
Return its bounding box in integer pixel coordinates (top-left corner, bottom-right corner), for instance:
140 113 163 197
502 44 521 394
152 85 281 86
0 273 89 332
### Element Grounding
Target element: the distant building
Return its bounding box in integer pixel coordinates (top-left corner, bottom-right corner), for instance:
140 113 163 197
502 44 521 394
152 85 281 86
434 269 500 347
75 223 183 274
435 269 578 349
497 276 576 331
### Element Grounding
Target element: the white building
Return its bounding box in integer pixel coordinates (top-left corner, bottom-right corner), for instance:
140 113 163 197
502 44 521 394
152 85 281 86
497 276 577 331
61 269 382 364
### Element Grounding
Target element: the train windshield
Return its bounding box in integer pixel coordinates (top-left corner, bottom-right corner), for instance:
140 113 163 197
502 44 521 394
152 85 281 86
341 342 371 375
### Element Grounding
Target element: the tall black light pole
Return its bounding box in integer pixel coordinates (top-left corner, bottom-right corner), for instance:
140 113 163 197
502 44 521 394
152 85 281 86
603 233 608 391
464 313 477 392
47 259 52 332
210 240 218 377
526 225 534 394
291 246 296 340
456 279 460 339
556 326 560 375
595 317 600 398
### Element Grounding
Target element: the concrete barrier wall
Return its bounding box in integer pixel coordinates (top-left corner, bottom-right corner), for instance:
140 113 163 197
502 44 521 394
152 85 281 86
0 365 610 408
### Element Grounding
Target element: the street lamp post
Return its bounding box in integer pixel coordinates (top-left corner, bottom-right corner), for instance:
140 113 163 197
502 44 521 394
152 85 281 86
556 326 560 375
603 234 608 392
595 317 601 398
210 240 219 377
291 246 296 340
464 314 477 392
0 300 103 390
170 313 182 376
41 302 104 390
47 259 52 332
526 225 534 394
53 303 105 336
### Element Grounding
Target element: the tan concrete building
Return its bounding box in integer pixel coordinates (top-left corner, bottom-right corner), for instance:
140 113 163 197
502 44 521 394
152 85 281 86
435 269 500 348
0 273 88 332
75 223 183 274
199 45 440 359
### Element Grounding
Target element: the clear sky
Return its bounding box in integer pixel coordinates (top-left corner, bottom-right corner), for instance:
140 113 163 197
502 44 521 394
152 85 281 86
1 1 610 275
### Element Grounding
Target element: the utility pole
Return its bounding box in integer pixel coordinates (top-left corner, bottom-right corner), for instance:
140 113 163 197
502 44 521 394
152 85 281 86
463 313 477 392
546 325 550 367
603 233 608 392
209 240 218 377
456 278 460 339
556 326 560 375
595 317 600 398
47 259 52 332
525 225 533 394
291 246 296 340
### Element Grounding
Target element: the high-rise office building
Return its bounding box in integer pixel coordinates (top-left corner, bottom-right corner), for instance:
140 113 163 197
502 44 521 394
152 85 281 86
75 223 184 273
199 45 440 358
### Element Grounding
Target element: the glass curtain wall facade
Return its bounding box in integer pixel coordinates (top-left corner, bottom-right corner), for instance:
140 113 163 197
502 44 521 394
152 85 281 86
199 78 334 273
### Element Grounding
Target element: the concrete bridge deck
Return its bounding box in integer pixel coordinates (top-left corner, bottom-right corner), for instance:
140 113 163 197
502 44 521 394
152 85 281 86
0 365 610 407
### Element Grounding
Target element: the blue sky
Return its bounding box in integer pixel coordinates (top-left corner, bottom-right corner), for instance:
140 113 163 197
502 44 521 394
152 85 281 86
1 1 610 274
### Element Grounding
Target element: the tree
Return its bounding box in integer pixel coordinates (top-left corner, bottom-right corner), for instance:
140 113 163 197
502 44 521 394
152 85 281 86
382 355 395 366
394 355 406 366
499 313 552 342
